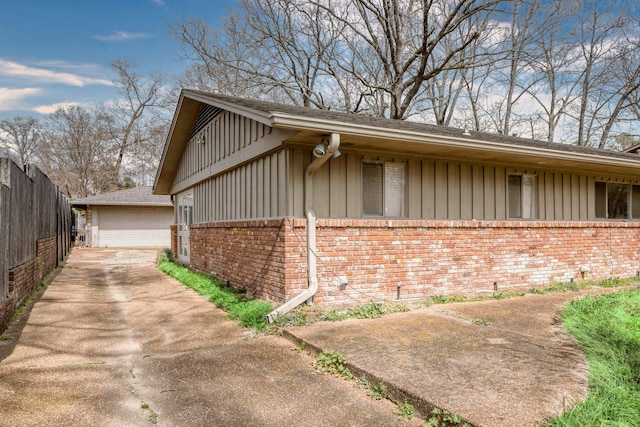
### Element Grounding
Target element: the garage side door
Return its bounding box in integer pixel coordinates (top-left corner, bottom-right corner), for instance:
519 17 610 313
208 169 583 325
97 206 173 247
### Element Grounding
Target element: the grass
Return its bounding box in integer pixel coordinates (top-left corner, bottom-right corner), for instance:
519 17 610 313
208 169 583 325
548 290 640 426
157 260 273 330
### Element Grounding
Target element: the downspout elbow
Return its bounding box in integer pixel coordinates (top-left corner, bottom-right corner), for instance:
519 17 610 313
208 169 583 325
266 134 340 324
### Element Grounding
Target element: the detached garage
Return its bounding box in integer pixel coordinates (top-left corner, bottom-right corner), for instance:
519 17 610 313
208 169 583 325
72 186 173 248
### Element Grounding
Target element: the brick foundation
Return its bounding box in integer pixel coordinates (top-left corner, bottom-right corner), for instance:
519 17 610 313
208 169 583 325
1 236 58 332
170 225 178 259
186 219 640 305
189 220 290 302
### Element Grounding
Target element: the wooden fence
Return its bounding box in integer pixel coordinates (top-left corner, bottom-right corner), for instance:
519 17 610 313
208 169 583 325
0 158 73 331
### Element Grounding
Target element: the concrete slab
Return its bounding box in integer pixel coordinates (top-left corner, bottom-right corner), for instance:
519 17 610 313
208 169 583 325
285 291 621 426
0 248 422 426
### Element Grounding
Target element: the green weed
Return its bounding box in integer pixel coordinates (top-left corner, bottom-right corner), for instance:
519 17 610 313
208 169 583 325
367 382 387 400
156 248 174 263
396 400 415 419
426 295 465 306
295 341 306 353
320 309 348 322
346 302 386 319
316 351 353 379
530 277 630 295
472 317 492 326
424 407 470 427
271 310 309 327
140 401 157 425
0 334 12 341
356 375 369 389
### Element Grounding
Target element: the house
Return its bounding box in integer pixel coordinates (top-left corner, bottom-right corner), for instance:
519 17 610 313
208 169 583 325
154 90 640 318
71 186 173 248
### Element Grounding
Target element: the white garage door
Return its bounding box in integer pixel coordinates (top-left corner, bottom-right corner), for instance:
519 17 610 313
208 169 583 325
96 206 173 248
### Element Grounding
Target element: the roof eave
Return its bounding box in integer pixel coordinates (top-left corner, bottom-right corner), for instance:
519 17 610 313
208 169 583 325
270 113 640 171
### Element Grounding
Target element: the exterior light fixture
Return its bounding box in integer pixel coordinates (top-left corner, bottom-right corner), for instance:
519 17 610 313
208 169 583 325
313 143 326 158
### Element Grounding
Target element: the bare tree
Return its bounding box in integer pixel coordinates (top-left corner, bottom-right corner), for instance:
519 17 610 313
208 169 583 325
597 11 640 148
425 9 501 128
173 0 510 119
522 1 585 142
121 122 169 186
318 0 508 119
40 106 115 197
108 59 169 183
0 116 41 168
173 0 345 108
490 0 547 137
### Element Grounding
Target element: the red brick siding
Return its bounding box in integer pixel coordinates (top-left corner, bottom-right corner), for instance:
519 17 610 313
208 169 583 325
35 236 57 284
186 219 640 306
189 220 289 302
170 225 177 259
1 236 58 332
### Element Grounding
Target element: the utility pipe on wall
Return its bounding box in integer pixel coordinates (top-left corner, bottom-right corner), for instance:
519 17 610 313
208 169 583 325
266 133 340 323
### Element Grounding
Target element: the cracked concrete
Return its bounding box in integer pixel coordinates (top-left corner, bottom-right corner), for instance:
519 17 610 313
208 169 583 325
0 248 420 427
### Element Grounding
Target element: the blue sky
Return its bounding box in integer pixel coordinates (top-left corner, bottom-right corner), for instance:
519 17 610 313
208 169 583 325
0 0 236 119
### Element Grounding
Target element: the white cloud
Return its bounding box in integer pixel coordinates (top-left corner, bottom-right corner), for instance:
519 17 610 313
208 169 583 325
0 59 112 87
150 0 165 5
93 31 152 41
32 101 84 115
0 87 41 111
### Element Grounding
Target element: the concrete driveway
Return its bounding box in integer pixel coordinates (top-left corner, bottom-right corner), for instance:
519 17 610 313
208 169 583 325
0 248 419 427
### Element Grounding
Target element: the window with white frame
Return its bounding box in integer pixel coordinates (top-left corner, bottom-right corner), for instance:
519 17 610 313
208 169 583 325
362 161 406 217
595 182 640 219
177 190 193 260
508 174 537 219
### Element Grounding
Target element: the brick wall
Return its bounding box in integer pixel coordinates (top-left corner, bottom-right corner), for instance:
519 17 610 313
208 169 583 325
186 219 640 306
189 219 290 302
170 225 177 259
0 236 59 332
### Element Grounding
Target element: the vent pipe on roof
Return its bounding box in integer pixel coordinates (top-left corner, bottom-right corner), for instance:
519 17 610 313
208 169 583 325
266 133 340 323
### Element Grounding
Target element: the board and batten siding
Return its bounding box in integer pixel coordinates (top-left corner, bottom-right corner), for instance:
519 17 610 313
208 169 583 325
171 109 296 222
290 148 639 221
192 149 289 222
170 109 294 196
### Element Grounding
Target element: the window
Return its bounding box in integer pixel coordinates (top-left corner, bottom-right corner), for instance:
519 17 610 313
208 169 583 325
177 190 193 260
362 162 406 217
508 174 537 219
595 182 640 219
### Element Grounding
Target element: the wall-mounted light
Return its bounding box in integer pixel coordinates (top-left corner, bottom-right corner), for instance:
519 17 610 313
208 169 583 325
313 143 326 158
196 133 205 145
314 135 341 159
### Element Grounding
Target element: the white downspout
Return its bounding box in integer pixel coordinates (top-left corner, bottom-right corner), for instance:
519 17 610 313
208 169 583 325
266 133 340 323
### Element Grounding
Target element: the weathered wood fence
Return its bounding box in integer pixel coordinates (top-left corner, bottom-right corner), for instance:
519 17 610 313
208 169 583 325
0 158 73 332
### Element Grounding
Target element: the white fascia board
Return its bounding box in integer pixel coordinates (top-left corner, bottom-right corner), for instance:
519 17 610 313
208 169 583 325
270 113 640 169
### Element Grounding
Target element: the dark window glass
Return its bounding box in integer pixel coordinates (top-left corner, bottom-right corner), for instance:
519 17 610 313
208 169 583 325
633 185 640 219
595 182 607 218
508 175 522 218
608 183 629 219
